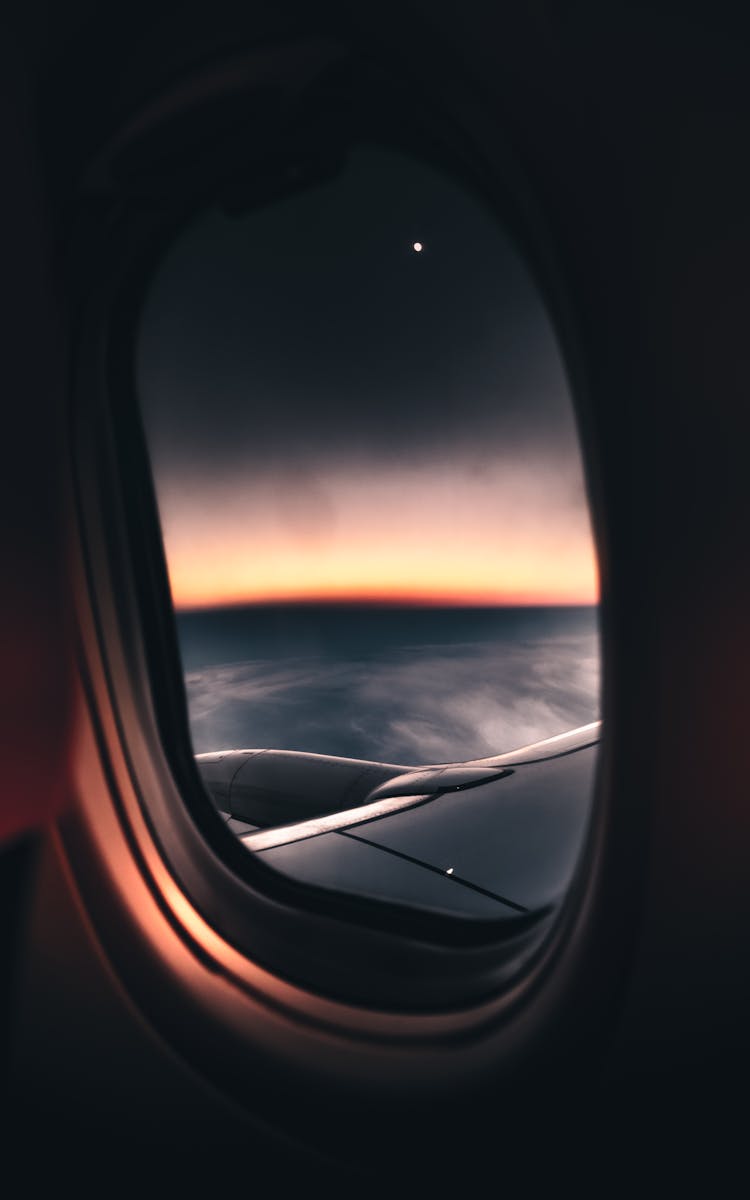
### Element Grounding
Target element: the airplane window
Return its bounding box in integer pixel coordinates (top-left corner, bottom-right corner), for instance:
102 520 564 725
136 143 600 929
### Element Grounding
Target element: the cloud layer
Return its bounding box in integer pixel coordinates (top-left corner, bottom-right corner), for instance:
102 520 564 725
184 622 600 765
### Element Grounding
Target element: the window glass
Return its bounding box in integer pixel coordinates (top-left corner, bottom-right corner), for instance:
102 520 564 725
137 144 600 924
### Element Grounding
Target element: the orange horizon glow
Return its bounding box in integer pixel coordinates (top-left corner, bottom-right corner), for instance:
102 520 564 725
157 457 599 612
167 554 599 611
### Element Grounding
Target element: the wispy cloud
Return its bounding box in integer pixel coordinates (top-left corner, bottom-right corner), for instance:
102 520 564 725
184 625 599 765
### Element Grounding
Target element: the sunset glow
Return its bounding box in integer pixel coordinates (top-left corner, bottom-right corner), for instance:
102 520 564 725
171 577 597 611
160 461 598 610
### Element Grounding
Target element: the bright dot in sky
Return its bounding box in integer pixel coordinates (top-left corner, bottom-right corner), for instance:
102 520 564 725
412 241 423 252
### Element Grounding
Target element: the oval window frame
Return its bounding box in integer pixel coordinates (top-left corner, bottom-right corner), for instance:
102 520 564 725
64 33 617 1078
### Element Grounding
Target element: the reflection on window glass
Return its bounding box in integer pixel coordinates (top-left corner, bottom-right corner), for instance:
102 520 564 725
137 144 600 924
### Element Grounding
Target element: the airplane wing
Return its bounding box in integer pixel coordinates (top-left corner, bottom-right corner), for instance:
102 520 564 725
196 723 600 923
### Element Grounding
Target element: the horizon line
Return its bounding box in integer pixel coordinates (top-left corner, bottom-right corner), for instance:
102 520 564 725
174 595 599 614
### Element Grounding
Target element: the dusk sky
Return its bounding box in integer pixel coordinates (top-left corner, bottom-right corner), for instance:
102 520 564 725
136 144 597 609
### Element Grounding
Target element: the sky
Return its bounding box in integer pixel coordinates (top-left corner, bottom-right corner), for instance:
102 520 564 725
136 144 597 609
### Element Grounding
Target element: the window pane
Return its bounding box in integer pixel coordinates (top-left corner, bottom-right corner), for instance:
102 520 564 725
136 143 600 924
